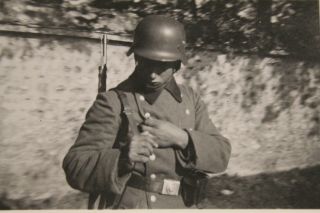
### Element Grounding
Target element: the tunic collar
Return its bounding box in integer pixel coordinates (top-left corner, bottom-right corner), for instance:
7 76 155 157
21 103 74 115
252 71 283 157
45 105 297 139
129 70 182 105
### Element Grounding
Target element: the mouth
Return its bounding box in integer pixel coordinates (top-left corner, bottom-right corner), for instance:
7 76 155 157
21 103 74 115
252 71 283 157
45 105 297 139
149 80 162 85
144 81 164 89
143 77 162 85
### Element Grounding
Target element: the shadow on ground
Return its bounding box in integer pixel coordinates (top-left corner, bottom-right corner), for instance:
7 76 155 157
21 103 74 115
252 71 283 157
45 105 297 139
204 164 320 208
1 165 319 209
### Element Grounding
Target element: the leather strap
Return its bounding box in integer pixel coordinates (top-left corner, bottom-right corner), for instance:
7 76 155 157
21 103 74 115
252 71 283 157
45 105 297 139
116 90 139 135
112 90 139 209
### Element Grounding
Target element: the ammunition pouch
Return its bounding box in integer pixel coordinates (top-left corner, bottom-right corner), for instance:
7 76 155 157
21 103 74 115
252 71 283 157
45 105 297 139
181 171 209 208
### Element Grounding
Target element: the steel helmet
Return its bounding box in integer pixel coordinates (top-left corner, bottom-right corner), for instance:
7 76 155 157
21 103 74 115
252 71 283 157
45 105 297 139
127 15 187 64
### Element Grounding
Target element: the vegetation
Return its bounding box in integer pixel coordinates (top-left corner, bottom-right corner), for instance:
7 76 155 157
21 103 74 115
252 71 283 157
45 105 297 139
1 0 319 59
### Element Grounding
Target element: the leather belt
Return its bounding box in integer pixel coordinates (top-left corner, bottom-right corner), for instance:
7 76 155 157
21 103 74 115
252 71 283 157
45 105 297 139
127 173 181 196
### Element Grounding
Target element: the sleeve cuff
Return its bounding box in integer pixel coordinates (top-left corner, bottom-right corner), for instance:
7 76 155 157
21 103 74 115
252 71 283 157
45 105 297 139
175 129 197 168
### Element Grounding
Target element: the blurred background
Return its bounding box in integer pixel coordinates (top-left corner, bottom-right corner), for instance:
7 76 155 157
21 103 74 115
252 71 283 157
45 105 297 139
0 0 319 209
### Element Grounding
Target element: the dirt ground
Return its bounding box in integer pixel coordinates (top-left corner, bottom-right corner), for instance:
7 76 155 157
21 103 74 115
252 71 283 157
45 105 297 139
1 164 319 209
205 165 320 209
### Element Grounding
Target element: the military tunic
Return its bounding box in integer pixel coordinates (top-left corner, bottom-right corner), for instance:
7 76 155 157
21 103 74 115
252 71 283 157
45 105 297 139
63 74 231 209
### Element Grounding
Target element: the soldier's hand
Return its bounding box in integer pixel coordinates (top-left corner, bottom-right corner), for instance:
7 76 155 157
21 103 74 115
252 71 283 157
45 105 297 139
141 117 189 149
128 133 158 164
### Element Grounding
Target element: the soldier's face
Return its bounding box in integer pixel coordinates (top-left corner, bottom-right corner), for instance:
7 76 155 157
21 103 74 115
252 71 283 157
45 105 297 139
136 57 176 89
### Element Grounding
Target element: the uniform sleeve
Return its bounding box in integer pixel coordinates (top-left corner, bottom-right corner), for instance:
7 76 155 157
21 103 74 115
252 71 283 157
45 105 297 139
62 91 131 194
176 87 231 173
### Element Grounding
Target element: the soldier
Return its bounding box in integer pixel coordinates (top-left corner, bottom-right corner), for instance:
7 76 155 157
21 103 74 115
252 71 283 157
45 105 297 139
63 15 231 209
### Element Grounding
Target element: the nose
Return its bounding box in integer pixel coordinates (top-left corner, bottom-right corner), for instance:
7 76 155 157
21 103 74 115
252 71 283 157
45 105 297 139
150 72 157 80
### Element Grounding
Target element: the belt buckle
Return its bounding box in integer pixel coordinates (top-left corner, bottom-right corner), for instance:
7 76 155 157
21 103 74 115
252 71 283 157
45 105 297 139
161 179 180 195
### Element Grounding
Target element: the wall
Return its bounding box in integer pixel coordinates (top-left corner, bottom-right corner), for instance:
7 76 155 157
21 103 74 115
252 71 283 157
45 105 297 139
0 35 319 208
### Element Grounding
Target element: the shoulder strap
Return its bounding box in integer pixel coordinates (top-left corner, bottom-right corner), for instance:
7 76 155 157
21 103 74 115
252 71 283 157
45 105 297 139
114 89 139 136
112 89 142 209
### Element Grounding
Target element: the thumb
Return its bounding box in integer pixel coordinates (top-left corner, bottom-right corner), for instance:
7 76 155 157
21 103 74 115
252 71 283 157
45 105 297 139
144 117 157 127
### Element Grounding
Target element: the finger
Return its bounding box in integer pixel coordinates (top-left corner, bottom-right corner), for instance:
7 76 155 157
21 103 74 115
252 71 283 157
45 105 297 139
141 141 155 153
147 138 158 148
137 146 153 157
131 154 149 163
143 118 157 127
136 130 158 148
141 130 156 139
137 155 150 163
141 125 154 132
141 133 158 148
140 131 150 136
132 133 152 144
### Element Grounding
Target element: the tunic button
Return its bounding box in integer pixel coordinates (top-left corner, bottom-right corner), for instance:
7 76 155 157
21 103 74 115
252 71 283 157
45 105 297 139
185 109 190 115
149 154 156 161
150 174 156 180
139 95 145 101
150 195 157 202
144 112 151 119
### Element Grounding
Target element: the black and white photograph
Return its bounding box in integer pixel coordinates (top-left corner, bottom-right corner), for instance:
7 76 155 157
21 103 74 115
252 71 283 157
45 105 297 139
0 0 319 210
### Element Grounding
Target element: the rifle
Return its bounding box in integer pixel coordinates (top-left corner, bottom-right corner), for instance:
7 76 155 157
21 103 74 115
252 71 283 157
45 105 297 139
98 34 108 92
88 34 108 209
